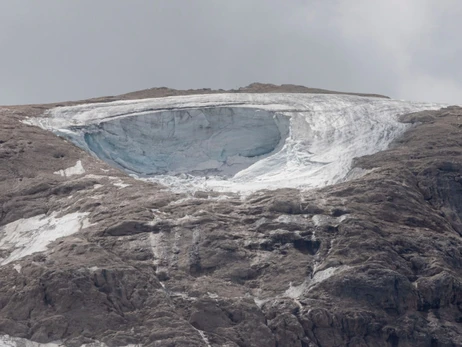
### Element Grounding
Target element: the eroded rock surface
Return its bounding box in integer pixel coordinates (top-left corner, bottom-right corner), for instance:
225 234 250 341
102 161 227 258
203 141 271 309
0 86 461 346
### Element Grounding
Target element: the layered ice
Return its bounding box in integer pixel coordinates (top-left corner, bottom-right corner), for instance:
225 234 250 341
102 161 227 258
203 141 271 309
81 108 289 177
25 93 444 193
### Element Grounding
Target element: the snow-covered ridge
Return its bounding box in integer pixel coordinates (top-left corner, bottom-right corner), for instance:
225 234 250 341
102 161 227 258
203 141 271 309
25 93 444 193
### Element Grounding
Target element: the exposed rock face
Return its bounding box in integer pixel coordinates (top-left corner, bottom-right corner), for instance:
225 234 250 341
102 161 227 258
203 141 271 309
0 85 461 346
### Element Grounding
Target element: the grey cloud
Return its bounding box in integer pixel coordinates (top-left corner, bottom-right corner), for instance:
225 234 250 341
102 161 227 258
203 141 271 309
0 0 461 105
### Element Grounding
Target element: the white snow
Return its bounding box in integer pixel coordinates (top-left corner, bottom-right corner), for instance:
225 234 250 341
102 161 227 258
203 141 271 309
13 264 21 273
284 280 307 299
312 214 350 227
0 212 93 265
112 181 131 189
275 215 307 224
25 93 444 194
0 335 142 347
253 297 270 309
311 230 317 241
207 292 219 299
53 160 85 177
281 265 351 301
310 265 351 285
192 328 212 347
0 335 62 347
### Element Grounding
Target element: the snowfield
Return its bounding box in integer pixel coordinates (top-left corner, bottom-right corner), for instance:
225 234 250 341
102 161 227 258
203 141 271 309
25 93 444 193
0 212 92 265
0 335 140 347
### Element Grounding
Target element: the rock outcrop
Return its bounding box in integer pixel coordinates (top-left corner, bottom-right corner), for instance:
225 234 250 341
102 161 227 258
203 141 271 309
0 85 461 346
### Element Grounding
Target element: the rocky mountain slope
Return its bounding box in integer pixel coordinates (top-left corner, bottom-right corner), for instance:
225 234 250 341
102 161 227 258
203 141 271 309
0 84 461 346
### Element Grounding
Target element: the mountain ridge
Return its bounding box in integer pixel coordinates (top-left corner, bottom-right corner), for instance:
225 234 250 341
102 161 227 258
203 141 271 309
0 87 461 347
2 83 389 108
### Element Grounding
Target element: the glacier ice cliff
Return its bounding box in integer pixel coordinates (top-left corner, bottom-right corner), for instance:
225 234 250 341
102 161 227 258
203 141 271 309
82 107 289 177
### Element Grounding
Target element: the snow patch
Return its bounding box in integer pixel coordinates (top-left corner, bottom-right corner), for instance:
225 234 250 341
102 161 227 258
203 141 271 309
112 181 131 189
275 215 307 224
0 335 62 347
13 264 21 274
310 265 351 285
207 292 219 299
312 214 350 227
0 212 93 265
311 230 317 241
284 280 307 299
192 327 212 347
54 160 85 177
0 335 142 347
253 297 270 309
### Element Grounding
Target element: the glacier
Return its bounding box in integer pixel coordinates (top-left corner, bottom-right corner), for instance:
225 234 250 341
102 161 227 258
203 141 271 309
81 107 289 177
25 93 444 193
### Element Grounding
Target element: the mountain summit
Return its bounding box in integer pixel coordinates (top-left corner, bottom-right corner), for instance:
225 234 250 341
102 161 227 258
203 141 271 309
0 84 461 346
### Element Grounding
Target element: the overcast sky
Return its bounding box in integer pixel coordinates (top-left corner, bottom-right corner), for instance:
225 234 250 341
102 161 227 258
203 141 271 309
1 0 461 105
